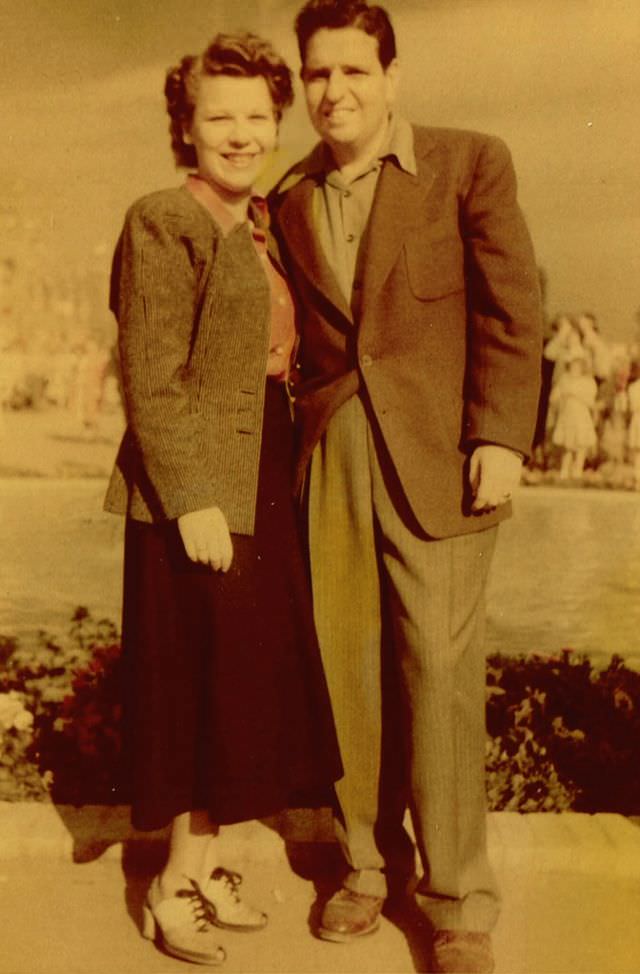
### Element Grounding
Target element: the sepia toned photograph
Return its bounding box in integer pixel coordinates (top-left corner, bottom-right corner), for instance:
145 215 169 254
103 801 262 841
1 1 639 972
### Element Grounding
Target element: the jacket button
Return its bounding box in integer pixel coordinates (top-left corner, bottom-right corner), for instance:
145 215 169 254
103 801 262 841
360 354 373 368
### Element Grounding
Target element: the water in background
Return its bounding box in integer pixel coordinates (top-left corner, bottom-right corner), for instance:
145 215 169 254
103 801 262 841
1 481 639 661
485 488 640 662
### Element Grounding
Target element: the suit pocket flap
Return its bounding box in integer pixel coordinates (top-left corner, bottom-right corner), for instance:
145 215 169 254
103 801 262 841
404 235 465 300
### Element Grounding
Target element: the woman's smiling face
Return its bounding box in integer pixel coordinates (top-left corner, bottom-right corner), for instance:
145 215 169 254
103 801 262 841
185 73 278 199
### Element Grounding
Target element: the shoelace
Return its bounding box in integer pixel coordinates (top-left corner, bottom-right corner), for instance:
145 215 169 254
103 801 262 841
210 867 243 904
177 879 212 933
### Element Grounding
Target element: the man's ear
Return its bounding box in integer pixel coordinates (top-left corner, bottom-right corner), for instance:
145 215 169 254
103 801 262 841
384 58 401 105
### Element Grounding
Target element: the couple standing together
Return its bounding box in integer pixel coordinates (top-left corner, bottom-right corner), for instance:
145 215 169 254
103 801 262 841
105 1 542 971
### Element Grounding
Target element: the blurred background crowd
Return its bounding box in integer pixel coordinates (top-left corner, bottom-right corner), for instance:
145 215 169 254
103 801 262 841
530 300 640 491
0 323 120 436
0 235 122 438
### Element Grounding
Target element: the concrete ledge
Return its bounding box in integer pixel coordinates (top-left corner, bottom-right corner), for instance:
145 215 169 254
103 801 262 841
487 811 640 877
2 803 640 876
0 802 334 862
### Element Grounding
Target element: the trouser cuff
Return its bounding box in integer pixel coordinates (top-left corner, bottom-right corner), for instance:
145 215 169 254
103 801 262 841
344 868 387 898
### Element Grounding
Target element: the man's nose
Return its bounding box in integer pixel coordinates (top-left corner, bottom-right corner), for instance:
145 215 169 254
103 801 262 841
324 68 346 102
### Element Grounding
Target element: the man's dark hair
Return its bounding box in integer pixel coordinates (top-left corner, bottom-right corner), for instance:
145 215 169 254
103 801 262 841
295 0 396 69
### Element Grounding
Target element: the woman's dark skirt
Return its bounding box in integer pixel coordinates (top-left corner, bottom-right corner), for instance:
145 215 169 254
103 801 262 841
121 381 342 831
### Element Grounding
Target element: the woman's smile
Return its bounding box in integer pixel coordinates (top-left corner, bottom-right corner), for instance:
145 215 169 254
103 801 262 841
185 74 278 199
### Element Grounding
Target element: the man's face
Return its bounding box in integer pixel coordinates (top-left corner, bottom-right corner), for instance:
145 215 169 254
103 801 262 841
301 27 398 161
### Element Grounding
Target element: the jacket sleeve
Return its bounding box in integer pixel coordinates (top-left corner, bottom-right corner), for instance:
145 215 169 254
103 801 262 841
112 197 219 519
460 135 543 457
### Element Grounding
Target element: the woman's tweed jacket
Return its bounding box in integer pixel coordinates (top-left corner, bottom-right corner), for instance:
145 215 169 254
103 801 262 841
104 186 275 535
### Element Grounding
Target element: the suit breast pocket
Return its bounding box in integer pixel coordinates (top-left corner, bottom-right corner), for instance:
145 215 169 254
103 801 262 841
404 233 465 301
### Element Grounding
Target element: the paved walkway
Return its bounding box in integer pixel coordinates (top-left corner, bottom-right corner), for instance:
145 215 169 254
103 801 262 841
1 809 639 974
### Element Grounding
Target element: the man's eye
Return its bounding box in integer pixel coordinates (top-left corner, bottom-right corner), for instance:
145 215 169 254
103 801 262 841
250 114 270 121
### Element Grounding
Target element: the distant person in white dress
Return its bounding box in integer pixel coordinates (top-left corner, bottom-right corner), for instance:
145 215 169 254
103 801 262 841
627 362 640 489
576 312 612 386
551 352 598 480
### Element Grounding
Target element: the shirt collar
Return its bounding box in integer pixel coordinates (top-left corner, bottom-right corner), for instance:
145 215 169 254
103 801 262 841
284 115 417 187
382 115 417 177
185 174 269 237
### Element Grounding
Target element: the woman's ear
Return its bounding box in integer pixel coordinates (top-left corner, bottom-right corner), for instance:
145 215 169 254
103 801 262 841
183 126 193 146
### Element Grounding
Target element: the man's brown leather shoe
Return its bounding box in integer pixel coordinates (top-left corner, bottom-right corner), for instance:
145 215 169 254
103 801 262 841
432 930 495 973
317 887 384 942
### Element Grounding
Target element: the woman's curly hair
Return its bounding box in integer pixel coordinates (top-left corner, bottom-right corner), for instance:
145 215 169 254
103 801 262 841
165 32 294 168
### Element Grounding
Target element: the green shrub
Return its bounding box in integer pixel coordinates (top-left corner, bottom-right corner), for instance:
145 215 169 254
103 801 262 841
0 690 48 800
1 612 640 813
485 688 578 812
486 650 640 813
0 607 126 805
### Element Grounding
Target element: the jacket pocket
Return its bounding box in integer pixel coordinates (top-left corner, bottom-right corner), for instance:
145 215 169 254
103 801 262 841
404 233 465 300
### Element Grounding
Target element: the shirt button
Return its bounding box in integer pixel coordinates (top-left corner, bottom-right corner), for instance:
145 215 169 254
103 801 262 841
343 190 351 198
346 233 355 243
360 354 373 368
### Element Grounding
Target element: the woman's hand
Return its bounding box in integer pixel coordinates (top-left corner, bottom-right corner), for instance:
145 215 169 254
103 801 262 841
177 507 234 571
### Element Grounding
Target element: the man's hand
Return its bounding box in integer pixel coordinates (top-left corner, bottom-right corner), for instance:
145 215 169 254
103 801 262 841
177 507 233 571
469 444 523 513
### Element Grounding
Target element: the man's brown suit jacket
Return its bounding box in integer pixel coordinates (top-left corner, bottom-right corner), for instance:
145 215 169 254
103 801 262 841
270 126 543 538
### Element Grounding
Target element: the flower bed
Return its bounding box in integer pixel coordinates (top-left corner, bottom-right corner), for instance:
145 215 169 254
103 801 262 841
486 650 640 812
0 608 124 804
1 609 639 812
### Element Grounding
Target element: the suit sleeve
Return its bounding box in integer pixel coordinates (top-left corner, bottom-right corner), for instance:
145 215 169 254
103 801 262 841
113 198 219 520
461 136 543 457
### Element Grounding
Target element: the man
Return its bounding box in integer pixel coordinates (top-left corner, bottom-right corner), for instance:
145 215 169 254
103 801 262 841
270 3 542 971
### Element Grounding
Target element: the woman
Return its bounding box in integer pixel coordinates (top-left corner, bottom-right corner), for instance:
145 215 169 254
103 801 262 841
550 351 598 480
105 33 342 966
627 360 640 489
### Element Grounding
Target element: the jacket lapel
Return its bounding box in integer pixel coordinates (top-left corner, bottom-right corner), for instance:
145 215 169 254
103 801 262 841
360 141 437 315
274 128 439 325
275 176 354 324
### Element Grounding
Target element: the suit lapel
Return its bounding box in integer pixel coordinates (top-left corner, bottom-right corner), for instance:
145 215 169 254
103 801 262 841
275 128 439 324
360 146 437 314
276 177 354 324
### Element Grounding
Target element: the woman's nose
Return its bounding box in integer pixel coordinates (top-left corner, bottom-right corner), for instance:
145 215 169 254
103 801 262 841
228 118 251 144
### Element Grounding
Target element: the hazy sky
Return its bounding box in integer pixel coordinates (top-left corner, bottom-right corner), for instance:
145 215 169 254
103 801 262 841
2 0 639 341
